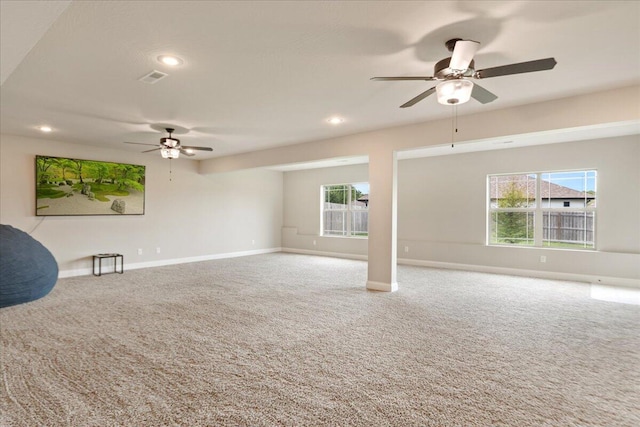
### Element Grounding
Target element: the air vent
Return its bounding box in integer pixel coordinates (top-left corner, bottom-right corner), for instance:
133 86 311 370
138 70 168 84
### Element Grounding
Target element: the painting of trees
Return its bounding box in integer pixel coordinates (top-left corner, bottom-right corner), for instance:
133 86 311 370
112 164 145 192
57 158 75 181
35 155 145 215
36 156 56 184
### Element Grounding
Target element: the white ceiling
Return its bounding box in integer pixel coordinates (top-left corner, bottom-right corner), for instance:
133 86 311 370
1 1 639 162
0 0 71 85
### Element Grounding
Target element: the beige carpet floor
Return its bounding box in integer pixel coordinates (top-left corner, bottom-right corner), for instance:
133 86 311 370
1 253 639 426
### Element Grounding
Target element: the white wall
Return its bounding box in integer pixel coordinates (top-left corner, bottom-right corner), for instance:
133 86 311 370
282 136 640 285
0 134 283 276
282 163 369 258
398 135 639 282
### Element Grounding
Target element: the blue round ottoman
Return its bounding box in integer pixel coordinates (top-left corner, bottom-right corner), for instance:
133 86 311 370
0 224 59 308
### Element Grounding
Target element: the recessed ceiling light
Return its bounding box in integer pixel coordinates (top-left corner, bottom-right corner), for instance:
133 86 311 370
157 55 183 66
39 126 52 132
327 117 344 125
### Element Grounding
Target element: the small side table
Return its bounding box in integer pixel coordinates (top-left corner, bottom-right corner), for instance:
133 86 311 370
93 253 124 276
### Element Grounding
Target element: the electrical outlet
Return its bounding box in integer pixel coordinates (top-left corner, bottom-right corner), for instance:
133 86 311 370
313 240 317 246
137 248 143 255
540 255 546 263
156 247 161 254
252 240 255 245
404 246 409 253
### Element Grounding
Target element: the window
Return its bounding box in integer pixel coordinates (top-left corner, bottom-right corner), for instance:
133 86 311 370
322 183 369 237
488 170 596 249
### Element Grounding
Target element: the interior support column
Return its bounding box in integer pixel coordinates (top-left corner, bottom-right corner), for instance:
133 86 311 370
366 147 398 292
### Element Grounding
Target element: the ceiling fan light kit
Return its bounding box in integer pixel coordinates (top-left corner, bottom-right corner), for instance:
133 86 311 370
372 38 557 108
436 79 473 105
161 147 180 159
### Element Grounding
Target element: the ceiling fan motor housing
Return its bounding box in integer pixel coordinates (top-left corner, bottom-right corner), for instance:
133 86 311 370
161 137 180 148
434 57 475 79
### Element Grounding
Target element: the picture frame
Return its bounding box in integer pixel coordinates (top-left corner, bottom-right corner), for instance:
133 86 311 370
35 155 145 216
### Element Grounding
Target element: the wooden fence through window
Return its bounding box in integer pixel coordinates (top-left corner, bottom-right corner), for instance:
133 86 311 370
543 211 594 244
325 205 592 244
324 203 368 235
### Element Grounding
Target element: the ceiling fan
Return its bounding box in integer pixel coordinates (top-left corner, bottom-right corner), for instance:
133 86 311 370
124 128 213 159
372 38 557 108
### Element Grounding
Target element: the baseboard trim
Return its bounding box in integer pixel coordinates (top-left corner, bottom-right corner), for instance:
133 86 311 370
366 280 399 292
58 268 94 278
398 258 640 289
58 247 282 278
281 247 368 261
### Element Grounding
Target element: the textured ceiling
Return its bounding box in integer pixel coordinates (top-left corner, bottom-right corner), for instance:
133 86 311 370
0 0 71 85
1 1 639 160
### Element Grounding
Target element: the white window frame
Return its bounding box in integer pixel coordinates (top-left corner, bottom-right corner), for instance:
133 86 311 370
321 183 368 238
487 170 597 250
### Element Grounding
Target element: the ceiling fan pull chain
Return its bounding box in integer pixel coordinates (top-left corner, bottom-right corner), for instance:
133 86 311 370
455 104 459 135
451 105 458 148
169 158 173 181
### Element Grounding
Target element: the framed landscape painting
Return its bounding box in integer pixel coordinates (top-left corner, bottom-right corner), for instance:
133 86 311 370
35 155 145 216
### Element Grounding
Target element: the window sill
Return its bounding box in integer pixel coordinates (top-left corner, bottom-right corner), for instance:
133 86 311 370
487 243 596 252
321 235 368 240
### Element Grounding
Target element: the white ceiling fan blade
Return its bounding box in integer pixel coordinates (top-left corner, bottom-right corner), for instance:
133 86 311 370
450 40 480 71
